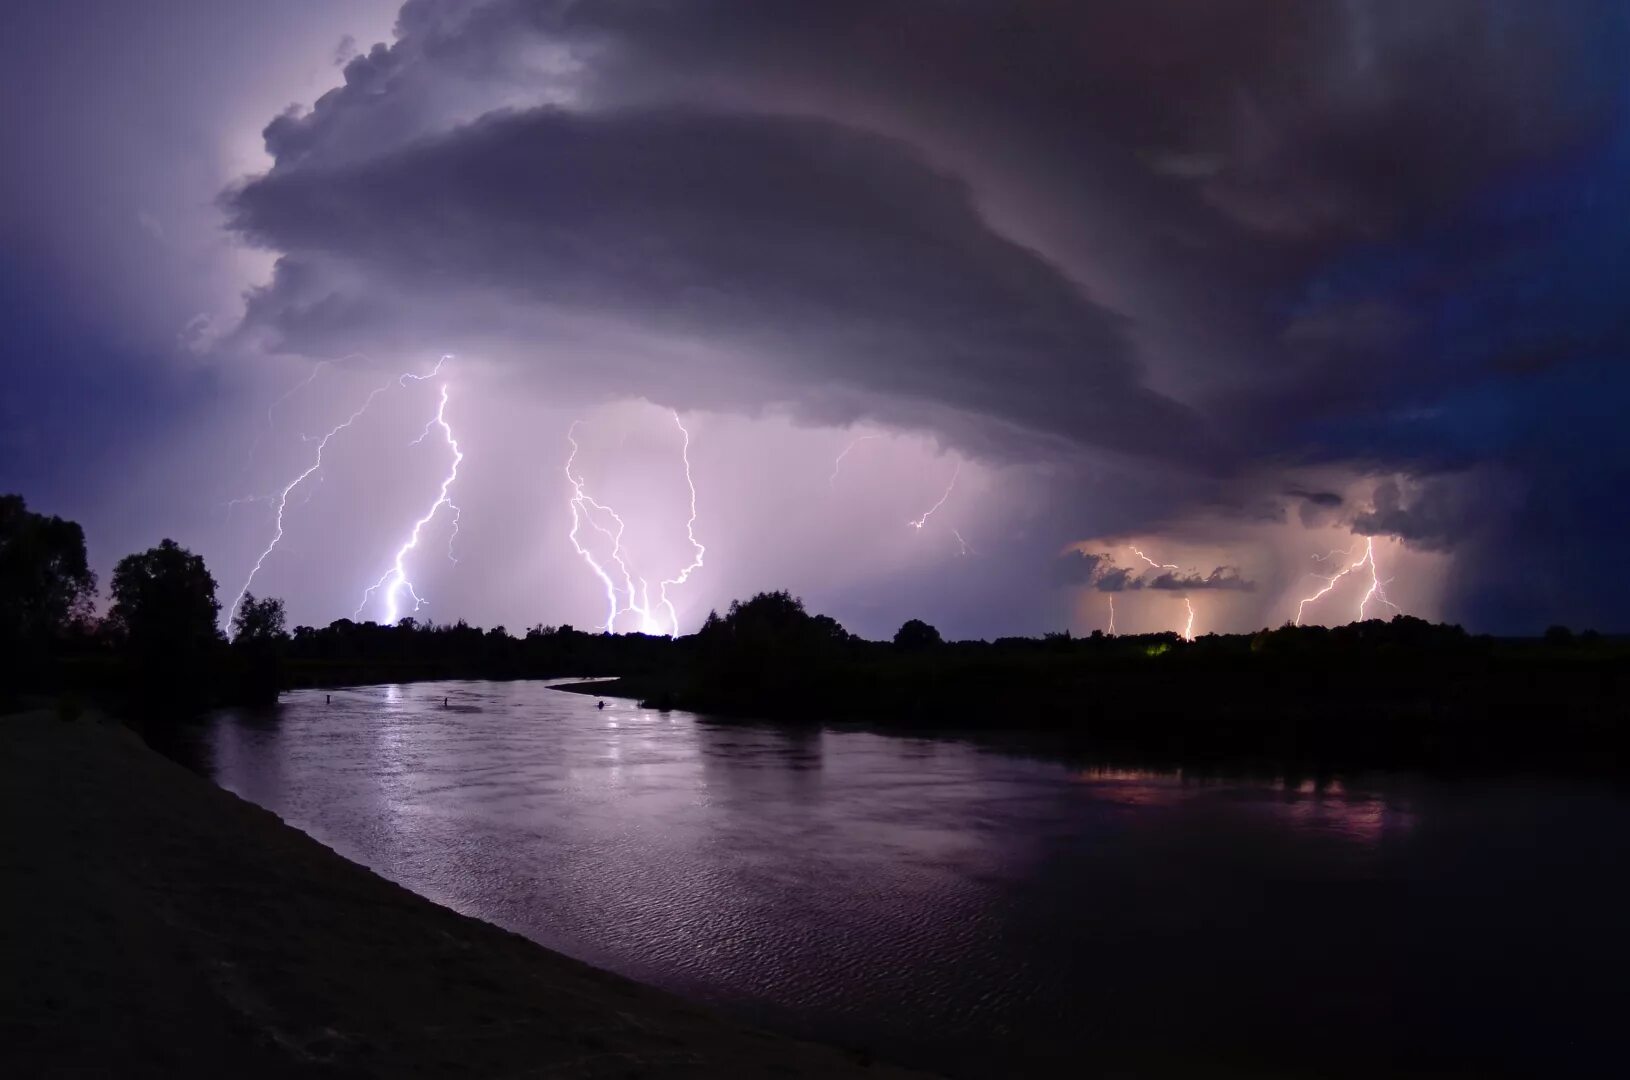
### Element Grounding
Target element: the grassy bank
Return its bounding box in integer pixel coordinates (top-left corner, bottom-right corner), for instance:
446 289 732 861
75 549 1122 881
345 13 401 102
0 710 921 1078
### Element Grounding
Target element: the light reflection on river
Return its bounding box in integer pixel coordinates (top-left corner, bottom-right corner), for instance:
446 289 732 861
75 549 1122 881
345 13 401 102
206 680 1626 1077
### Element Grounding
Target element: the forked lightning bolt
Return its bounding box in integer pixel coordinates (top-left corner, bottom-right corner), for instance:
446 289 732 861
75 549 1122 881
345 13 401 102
656 414 705 635
223 356 450 637
1294 536 1401 626
564 412 704 637
354 381 464 624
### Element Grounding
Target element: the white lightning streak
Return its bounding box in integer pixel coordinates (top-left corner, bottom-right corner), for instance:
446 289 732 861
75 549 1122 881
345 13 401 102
1294 536 1402 626
1129 545 1179 570
952 528 970 556
564 423 633 632
224 373 410 636
657 412 705 636
910 462 961 530
563 414 707 637
1182 597 1196 641
829 434 881 487
355 381 464 624
1107 594 1116 635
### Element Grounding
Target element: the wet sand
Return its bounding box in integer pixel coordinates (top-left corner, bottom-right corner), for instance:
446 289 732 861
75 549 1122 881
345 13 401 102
0 710 922 1077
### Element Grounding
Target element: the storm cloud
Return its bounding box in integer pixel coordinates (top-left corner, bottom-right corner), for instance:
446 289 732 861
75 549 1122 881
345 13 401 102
8 0 1630 635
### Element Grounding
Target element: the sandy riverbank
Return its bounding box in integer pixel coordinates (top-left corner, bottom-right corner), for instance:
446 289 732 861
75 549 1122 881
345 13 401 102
0 710 923 1077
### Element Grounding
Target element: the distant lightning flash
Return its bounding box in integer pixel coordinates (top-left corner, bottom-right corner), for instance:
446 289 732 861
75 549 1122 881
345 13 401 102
354 380 464 624
564 412 705 637
829 434 881 487
223 356 450 638
1107 594 1116 635
1127 543 1195 640
1294 536 1401 626
910 462 961 530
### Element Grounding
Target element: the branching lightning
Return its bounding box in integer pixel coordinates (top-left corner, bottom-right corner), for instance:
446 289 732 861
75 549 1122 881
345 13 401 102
564 412 705 637
354 380 464 624
1107 594 1116 635
910 462 961 530
1294 536 1401 626
223 356 449 638
656 413 705 635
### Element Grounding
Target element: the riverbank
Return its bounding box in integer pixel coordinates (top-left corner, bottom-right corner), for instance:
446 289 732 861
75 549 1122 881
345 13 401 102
0 710 922 1078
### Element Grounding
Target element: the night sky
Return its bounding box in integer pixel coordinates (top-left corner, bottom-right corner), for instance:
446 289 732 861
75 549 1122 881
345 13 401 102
4 1 1628 640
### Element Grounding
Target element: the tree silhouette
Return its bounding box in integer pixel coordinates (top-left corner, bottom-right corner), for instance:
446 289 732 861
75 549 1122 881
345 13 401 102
231 593 287 644
893 618 943 650
0 494 97 646
109 539 221 662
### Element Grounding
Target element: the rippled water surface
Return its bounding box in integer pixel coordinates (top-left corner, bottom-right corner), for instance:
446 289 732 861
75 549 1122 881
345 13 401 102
206 681 1627 1077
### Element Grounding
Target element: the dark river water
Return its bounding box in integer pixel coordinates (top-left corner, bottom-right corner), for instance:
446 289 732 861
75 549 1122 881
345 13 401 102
203 680 1626 1077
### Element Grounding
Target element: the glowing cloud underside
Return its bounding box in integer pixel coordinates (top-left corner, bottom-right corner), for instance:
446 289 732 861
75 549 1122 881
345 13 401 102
564 411 705 637
1294 536 1402 626
223 356 449 637
354 380 464 624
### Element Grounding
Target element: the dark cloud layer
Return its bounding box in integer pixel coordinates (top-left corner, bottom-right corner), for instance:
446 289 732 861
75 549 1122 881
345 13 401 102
217 0 1630 631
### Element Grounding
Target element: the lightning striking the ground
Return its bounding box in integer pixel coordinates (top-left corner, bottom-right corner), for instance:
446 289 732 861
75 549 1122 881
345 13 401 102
1294 536 1402 626
223 358 450 637
354 381 464 625
1127 544 1196 639
829 434 881 487
1107 595 1116 635
564 412 705 637
656 413 705 635
910 462 961 530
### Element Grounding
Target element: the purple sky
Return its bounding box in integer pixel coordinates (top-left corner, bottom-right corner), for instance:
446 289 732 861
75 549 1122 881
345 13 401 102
5 1 1629 639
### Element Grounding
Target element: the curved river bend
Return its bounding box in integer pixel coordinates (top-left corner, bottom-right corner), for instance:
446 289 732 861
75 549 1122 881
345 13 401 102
205 681 1626 1077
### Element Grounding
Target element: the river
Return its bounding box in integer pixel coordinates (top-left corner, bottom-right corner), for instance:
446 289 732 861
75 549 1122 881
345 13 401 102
203 680 1626 1077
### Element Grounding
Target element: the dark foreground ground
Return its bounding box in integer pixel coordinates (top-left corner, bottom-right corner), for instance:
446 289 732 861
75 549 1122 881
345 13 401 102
0 710 922 1078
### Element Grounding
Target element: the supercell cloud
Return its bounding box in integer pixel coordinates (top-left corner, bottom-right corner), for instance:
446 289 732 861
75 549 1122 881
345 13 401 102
5 1 1630 635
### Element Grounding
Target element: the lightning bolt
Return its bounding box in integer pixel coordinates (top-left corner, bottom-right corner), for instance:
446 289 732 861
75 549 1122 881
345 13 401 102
1127 543 1196 639
910 461 961 530
1129 545 1179 570
354 380 464 624
829 434 881 487
223 357 449 637
952 528 970 556
1107 594 1116 635
656 412 705 636
564 412 705 637
1294 536 1402 626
